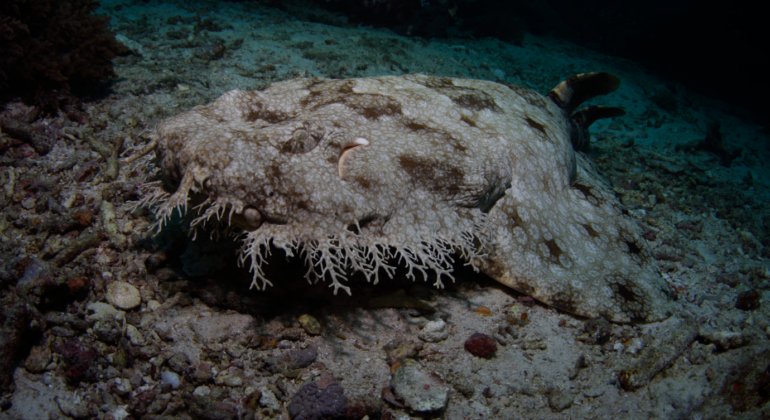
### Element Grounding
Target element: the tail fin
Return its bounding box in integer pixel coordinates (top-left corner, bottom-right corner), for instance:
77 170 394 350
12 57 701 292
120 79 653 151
547 73 626 152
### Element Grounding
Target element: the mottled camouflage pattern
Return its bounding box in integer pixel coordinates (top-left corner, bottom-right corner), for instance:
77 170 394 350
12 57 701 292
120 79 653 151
138 73 673 322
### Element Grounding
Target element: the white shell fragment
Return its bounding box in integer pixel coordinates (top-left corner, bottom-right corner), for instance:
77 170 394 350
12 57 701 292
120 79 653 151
106 281 142 310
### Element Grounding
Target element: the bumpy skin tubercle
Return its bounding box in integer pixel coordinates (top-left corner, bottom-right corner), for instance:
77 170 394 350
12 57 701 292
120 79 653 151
139 73 673 323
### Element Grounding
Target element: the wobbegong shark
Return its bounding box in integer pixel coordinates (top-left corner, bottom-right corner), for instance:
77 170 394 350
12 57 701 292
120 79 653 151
133 72 674 323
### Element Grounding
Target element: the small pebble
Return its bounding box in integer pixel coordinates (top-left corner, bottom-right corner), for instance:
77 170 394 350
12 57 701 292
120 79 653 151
260 389 282 411
546 387 573 412
506 303 529 326
583 387 607 398
21 197 36 210
193 385 211 396
288 376 347 420
86 302 123 323
226 343 247 358
161 370 181 389
126 324 145 346
736 290 762 311
106 281 141 310
418 319 449 343
464 332 497 358
474 306 492 316
383 339 423 365
701 330 752 350
147 300 162 311
298 314 322 335
391 359 449 412
113 377 133 395
25 345 51 373
216 368 244 387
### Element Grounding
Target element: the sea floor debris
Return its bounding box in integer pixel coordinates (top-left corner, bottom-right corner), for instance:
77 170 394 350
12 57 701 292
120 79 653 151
1 0 769 419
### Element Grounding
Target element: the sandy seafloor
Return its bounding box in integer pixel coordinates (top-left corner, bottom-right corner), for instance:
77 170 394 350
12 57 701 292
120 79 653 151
1 0 770 419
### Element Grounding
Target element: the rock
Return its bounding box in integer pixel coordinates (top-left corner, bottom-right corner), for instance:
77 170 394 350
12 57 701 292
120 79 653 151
25 345 51 373
127 370 143 389
649 377 704 418
391 359 449 412
618 320 698 390
147 300 162 311
216 368 244 387
464 333 497 358
446 372 475 398
546 387 573 412
418 319 449 343
736 290 762 311
187 363 214 385
92 318 121 343
298 314 322 335
288 376 347 420
226 343 247 358
281 327 304 341
474 306 492 316
126 324 145 346
583 386 608 398
66 277 89 295
568 354 588 380
383 339 423 365
105 366 121 380
259 388 282 411
700 330 752 350
193 385 211 397
128 387 157 417
190 400 239 420
289 346 318 368
266 346 318 374
85 301 124 323
106 281 141 310
193 386 211 396
161 371 181 389
115 34 146 55
107 406 131 419
147 393 171 414
56 395 93 419
137 344 159 359
20 197 36 210
506 303 529 326
113 377 132 395
467 400 492 417
60 340 97 384
167 353 190 373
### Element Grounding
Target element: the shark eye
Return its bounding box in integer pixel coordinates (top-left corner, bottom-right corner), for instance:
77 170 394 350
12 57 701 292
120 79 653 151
281 125 324 154
293 128 310 143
